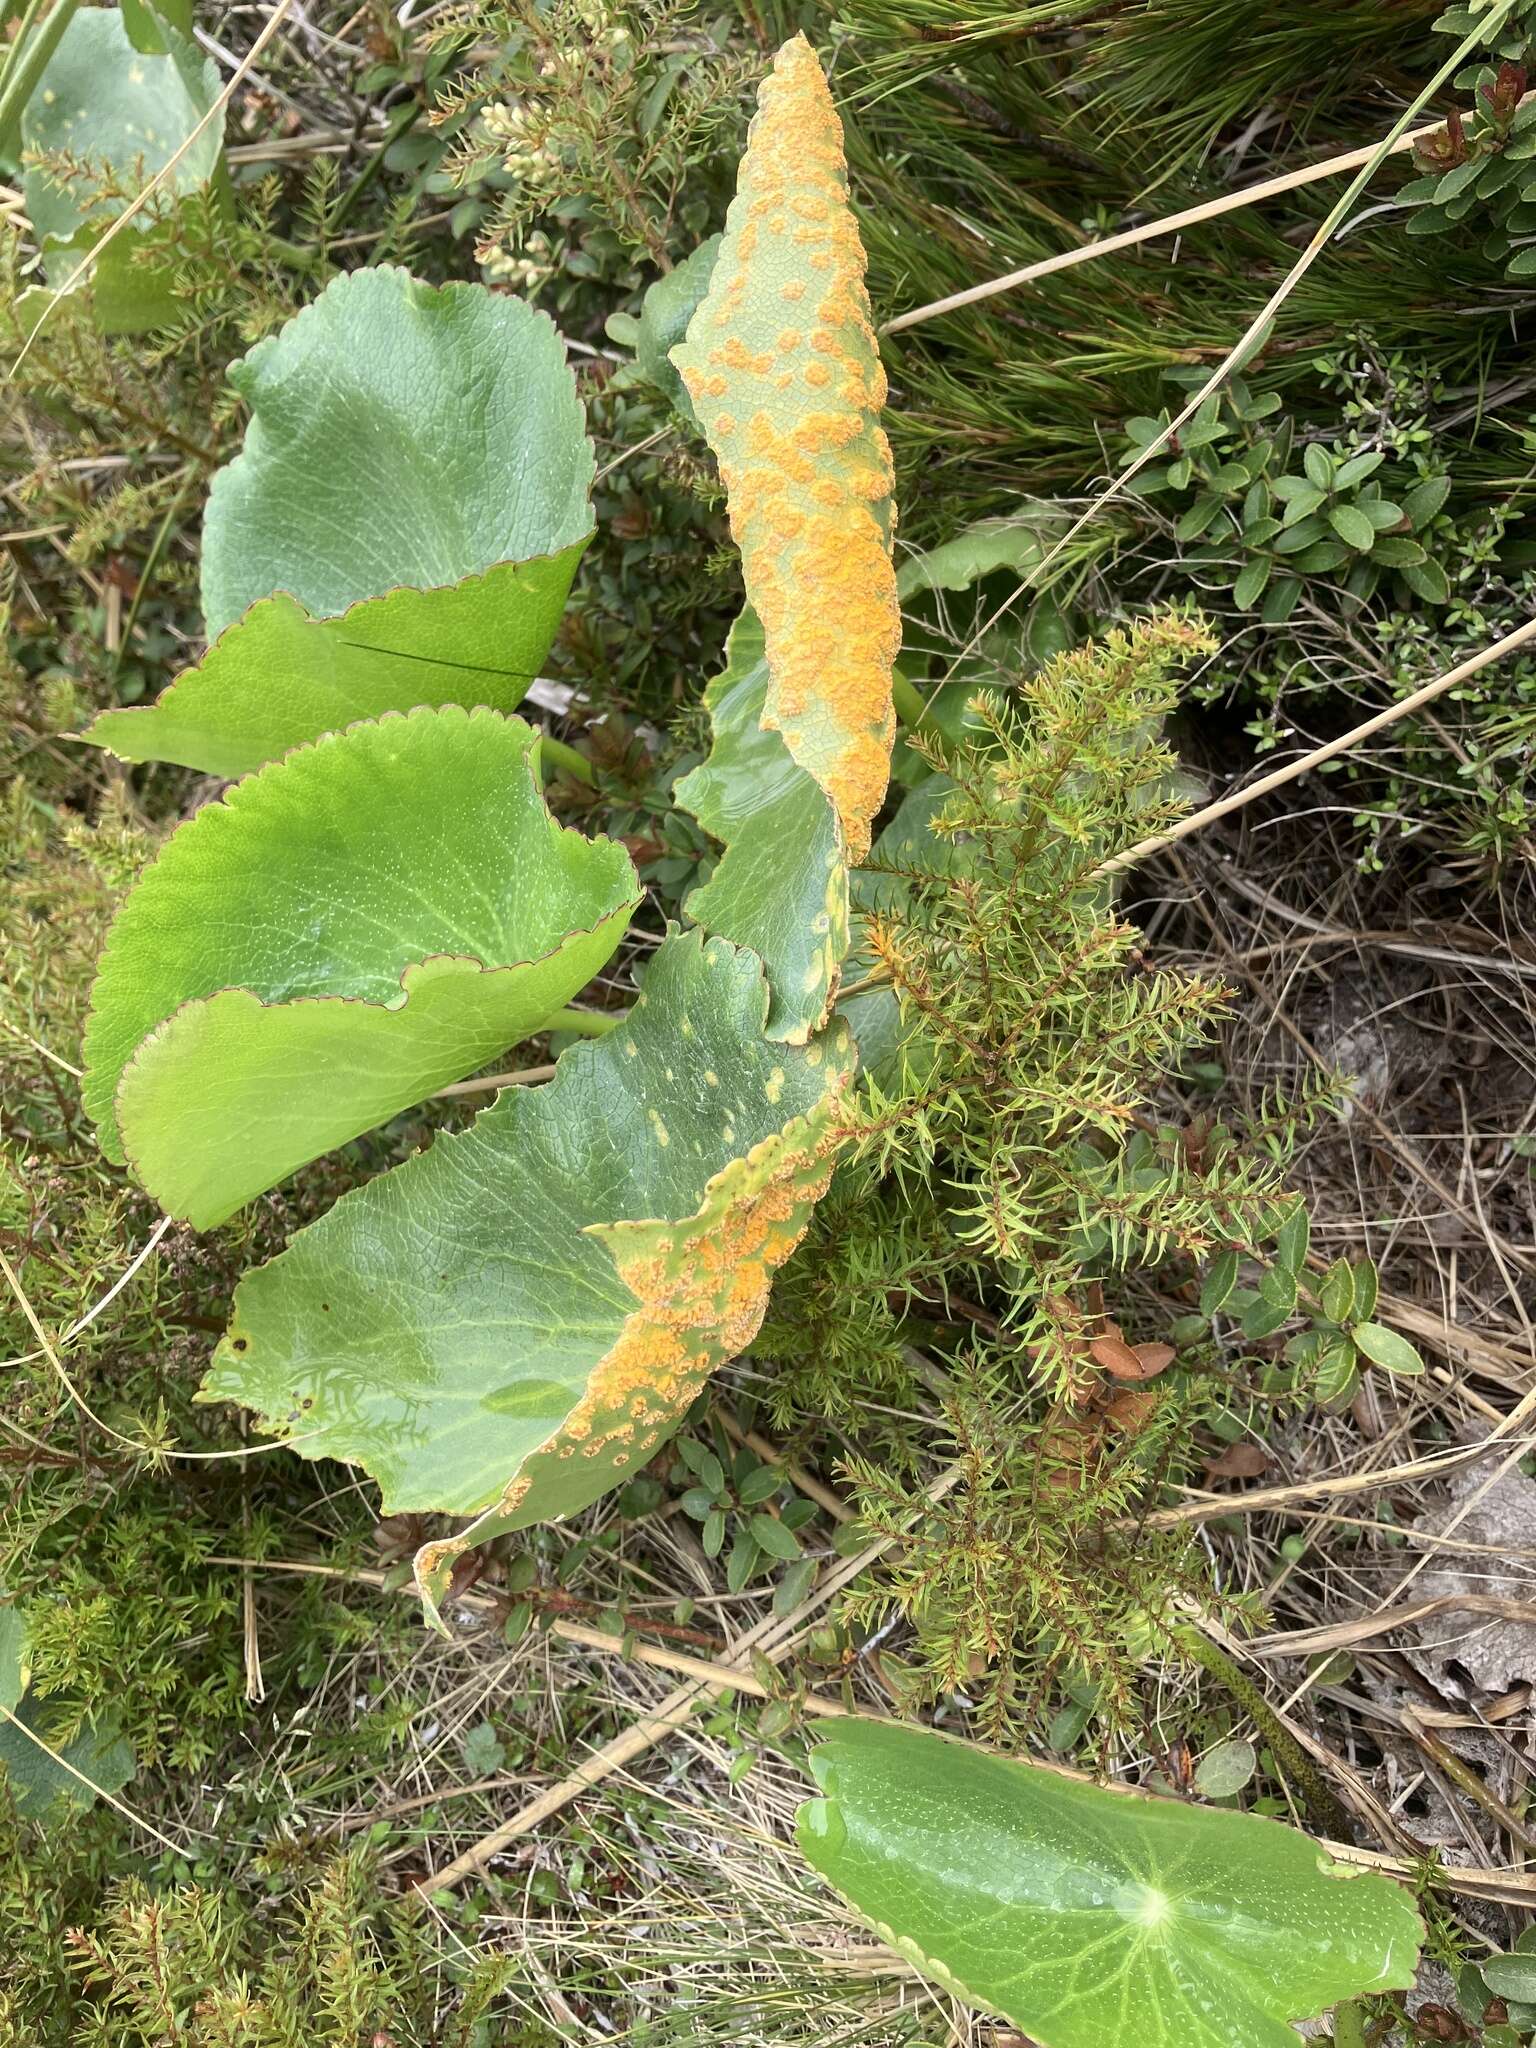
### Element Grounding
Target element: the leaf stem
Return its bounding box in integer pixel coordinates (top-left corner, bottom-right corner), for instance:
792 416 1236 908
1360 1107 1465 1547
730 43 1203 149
1172 1622 1353 1840
536 731 594 784
890 667 934 733
548 1005 626 1038
0 0 79 161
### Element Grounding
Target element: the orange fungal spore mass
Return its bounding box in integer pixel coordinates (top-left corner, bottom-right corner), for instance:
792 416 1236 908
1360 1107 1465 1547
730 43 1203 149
672 33 898 866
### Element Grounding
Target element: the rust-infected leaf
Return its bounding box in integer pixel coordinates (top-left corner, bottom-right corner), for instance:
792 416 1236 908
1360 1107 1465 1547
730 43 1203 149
673 34 898 865
200 932 854 1631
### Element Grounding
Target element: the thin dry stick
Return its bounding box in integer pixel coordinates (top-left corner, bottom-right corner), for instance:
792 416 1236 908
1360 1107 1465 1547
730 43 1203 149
1319 1842 1536 1910
13 0 296 368
1247 1595 1536 1660
0 1242 312 1464
549 1617 861 1715
882 118 1446 336
1098 609 1536 880
214 1558 1536 1904
213 1554 867 1720
1372 1291 1533 1388
1131 1385 1536 1531
0 1702 189 1856
434 1062 555 1099
419 1460 967 1895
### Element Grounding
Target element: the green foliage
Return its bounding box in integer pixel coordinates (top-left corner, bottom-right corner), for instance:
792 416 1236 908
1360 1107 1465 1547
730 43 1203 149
1120 373 1454 621
0 1598 132 1822
199 264 594 638
1397 1 1536 278
756 612 1328 1730
670 1428 820 1601
674 608 847 1041
82 266 599 779
0 1843 512 2047
798 1719 1423 2048
205 930 854 1624
430 0 757 282
95 43 896 1632
82 707 638 1224
1212 1232 1426 1407
616 229 720 422
671 32 900 1037
1399 61 1536 280
18 2 225 333
3 12 1505 2038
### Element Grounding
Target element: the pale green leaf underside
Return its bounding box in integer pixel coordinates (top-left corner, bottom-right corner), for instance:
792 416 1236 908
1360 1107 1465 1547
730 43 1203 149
634 232 721 423
201 931 852 1539
200 265 595 639
799 1722 1422 2048
22 6 222 245
0 1604 26 1715
81 544 587 779
676 611 846 1043
83 708 638 1226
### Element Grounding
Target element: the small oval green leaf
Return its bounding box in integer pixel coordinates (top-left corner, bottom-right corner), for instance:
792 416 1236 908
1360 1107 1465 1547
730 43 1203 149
1352 1323 1425 1376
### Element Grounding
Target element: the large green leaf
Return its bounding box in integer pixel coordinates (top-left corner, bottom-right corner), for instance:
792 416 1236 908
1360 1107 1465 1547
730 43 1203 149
201 266 594 638
200 930 853 1623
0 1602 26 1713
83 708 638 1227
675 611 846 1040
670 35 899 1042
0 1693 135 1821
82 267 595 776
798 1721 1422 2048
20 4 224 334
79 551 585 780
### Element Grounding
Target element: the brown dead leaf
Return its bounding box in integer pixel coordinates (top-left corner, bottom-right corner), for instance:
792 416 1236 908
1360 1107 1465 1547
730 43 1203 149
1090 1336 1175 1380
1203 1442 1270 1480
1087 1335 1143 1376
1101 1387 1158 1435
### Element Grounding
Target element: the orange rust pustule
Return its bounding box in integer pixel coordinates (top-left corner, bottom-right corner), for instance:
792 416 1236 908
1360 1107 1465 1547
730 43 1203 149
673 34 898 865
504 1106 847 1518
412 1100 848 1616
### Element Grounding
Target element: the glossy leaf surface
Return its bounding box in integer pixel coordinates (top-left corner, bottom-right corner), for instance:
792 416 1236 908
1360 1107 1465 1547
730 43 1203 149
201 932 853 1621
671 35 898 1039
83 708 637 1225
799 1720 1421 2048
